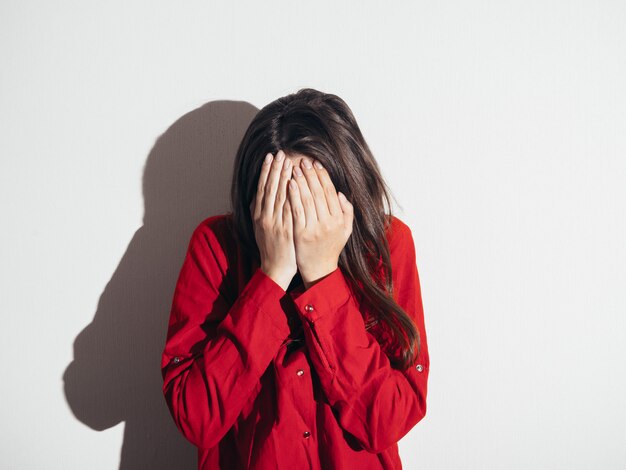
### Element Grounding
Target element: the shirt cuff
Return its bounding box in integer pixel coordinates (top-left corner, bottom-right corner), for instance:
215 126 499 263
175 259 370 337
291 266 353 323
226 266 292 341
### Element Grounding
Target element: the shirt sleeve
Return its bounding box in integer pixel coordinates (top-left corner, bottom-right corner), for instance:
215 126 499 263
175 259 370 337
290 220 430 453
161 220 291 449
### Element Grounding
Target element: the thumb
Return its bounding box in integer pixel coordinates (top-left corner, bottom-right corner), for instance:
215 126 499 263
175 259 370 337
337 191 354 228
337 191 352 210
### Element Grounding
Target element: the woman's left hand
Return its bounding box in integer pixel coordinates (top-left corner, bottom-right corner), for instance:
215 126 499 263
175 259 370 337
287 157 354 287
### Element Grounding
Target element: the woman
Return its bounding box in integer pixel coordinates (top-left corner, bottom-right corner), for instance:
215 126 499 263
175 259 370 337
161 88 429 469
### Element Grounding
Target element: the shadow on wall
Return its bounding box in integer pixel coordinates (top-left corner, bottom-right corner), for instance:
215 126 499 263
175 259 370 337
62 100 259 470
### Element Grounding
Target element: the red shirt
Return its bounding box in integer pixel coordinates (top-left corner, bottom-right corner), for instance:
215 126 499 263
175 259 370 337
161 213 429 469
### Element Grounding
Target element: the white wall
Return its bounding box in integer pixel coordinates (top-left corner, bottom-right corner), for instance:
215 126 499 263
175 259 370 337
2 1 625 469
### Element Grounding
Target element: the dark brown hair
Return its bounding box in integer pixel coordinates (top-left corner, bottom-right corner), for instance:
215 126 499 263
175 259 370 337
229 88 420 370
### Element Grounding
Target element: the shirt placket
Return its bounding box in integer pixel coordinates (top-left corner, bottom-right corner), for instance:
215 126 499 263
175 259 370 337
271 298 321 470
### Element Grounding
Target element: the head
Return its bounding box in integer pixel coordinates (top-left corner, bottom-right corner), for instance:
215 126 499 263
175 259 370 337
229 88 419 370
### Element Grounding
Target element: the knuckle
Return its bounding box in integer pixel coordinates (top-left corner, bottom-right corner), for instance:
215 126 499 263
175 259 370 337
329 219 341 232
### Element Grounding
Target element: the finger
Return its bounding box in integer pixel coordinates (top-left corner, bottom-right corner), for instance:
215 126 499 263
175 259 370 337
293 159 317 226
299 157 330 221
253 152 274 217
283 198 293 234
338 191 354 235
288 177 306 231
263 150 287 216
250 194 256 218
312 159 341 217
274 157 293 222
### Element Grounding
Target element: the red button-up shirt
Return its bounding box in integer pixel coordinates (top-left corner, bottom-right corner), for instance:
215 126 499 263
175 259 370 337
161 212 429 469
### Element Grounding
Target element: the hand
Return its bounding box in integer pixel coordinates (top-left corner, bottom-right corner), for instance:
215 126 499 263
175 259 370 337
250 150 297 291
287 156 354 287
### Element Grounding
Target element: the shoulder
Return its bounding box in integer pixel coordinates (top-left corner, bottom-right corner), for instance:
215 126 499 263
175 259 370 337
194 212 233 235
385 214 415 253
189 212 235 257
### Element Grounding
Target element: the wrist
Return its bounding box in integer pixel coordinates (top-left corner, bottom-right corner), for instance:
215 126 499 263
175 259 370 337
261 266 294 291
300 264 338 288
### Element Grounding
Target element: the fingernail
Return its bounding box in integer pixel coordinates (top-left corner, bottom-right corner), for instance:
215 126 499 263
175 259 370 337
302 158 312 169
284 158 291 168
276 151 285 161
264 153 273 164
314 160 323 169
294 166 303 176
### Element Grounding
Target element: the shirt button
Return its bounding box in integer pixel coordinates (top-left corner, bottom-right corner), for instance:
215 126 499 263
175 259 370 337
172 356 182 364
304 304 315 313
303 431 311 438
296 369 304 377
415 364 423 372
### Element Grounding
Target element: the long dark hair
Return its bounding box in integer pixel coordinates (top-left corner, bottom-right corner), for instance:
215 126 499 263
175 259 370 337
229 88 420 370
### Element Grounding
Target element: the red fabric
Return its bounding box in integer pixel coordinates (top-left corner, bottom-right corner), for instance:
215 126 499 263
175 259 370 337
161 213 429 469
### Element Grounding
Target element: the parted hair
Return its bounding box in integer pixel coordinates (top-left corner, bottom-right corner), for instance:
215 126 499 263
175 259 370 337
229 88 420 371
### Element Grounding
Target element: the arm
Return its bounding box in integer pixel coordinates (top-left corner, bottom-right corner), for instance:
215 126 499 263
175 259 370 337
291 220 430 453
161 219 291 449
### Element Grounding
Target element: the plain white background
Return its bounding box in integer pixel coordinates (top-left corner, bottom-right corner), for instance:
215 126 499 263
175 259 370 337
1 1 625 469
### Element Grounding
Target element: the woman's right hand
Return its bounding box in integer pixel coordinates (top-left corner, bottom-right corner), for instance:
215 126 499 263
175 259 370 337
249 150 297 291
